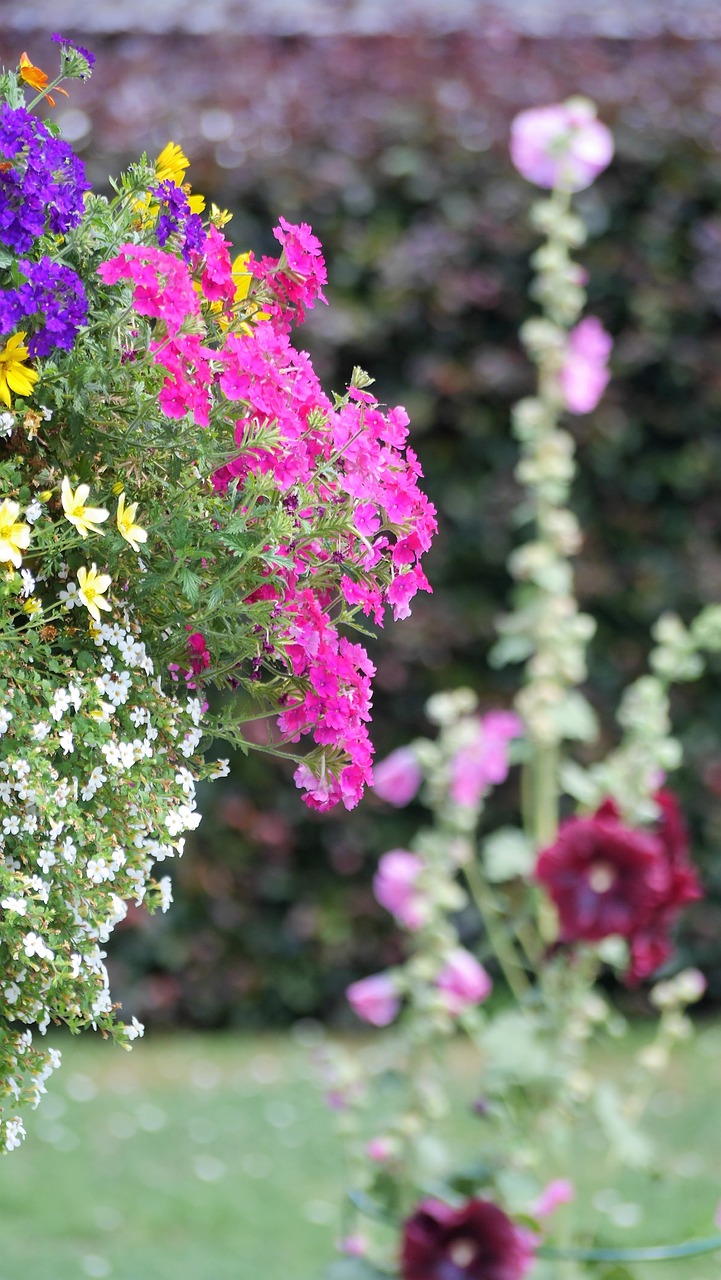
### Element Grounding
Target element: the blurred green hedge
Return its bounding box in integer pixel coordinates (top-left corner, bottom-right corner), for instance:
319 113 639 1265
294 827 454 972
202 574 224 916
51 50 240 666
8 29 721 1021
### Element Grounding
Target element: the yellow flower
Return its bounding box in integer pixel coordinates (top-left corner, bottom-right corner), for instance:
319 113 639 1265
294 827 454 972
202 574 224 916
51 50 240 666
155 141 189 186
210 203 233 228
187 191 206 214
61 477 109 538
231 252 253 304
0 499 31 567
22 597 41 616
0 333 38 409
116 492 148 554
77 564 112 623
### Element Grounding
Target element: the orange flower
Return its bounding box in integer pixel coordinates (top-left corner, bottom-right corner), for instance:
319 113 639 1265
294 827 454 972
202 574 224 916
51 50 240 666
19 53 68 107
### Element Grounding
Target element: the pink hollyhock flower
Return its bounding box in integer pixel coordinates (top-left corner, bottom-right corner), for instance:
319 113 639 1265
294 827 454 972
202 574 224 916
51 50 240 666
366 1135 394 1163
400 1197 536 1280
510 98 614 192
560 317 613 415
373 850 426 930
373 746 423 807
436 948 492 1015
449 711 522 809
529 1179 575 1219
346 973 400 1027
536 792 702 980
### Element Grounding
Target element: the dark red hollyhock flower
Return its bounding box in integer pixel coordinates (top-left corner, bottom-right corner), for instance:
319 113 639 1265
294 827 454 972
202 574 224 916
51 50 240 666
535 791 702 979
400 1197 535 1280
626 791 702 983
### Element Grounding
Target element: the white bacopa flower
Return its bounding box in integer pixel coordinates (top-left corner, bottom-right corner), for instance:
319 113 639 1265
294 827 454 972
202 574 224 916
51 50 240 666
58 729 74 755
58 582 79 609
1 896 26 915
61 838 77 865
158 875 173 912
4 1117 26 1151
23 932 54 961
19 568 35 596
3 982 20 1004
37 849 56 874
0 707 12 734
0 411 15 437
209 758 230 779
124 1017 144 1041
31 721 51 742
2 815 20 836
24 499 42 523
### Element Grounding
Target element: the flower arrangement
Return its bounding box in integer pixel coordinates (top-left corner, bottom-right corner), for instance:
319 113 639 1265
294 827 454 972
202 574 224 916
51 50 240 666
0 42 435 1150
319 99 721 1278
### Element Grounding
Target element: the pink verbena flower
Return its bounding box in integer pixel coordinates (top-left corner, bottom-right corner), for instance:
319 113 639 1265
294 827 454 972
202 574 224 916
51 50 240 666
401 1198 536 1280
373 746 422 806
449 711 522 809
436 948 492 1015
510 98 613 192
346 973 400 1027
373 850 426 930
560 317 613 415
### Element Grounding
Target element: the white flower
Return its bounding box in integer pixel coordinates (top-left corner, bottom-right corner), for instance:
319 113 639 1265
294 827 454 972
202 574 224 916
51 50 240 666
37 848 56 873
61 837 77 865
1 895 26 914
3 982 20 1004
24 499 42 523
23 932 54 961
49 689 72 721
22 813 38 834
158 875 173 912
209 758 230 779
2 815 20 836
186 697 204 726
58 729 74 755
31 721 51 742
0 411 15 438
19 568 35 596
0 707 12 734
124 1017 144 1041
58 582 79 609
181 726 202 759
4 1117 26 1151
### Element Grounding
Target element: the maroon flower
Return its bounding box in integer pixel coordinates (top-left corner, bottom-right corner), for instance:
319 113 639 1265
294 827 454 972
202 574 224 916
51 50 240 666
400 1197 535 1280
535 791 702 981
627 791 702 983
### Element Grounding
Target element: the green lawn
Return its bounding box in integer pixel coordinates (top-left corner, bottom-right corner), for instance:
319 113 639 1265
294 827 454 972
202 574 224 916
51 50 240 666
0 1023 719 1280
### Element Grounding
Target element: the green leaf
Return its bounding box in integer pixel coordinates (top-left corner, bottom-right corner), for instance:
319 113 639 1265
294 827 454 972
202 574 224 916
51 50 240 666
482 827 533 882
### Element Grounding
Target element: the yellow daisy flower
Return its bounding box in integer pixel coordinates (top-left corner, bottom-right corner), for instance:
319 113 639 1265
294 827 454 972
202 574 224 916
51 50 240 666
155 141 189 186
0 333 38 409
0 499 31 567
116 492 148 554
61 477 109 538
210 203 233 228
77 564 112 623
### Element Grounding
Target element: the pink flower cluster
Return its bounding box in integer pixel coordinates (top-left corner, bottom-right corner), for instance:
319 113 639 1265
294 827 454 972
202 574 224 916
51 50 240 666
449 711 522 809
510 98 614 192
98 218 436 811
346 948 491 1027
560 316 613 415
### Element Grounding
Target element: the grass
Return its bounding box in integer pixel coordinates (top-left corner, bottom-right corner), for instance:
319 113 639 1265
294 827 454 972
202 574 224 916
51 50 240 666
0 1022 719 1280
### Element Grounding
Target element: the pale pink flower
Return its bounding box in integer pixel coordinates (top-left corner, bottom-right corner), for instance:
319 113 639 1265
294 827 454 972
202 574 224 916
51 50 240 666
560 317 613 414
366 1136 394 1163
510 98 614 192
373 850 426 930
529 1179 575 1219
346 973 400 1027
449 711 522 809
373 746 422 806
338 1235 367 1257
436 948 492 1015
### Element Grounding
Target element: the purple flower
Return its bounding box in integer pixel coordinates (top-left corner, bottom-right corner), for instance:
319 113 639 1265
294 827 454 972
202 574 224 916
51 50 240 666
373 850 426 930
51 34 96 73
151 181 205 264
0 105 89 254
510 98 614 192
400 1197 536 1280
449 711 522 809
436 948 492 1015
373 745 422 806
346 972 400 1027
0 258 88 357
560 317 613 414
